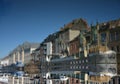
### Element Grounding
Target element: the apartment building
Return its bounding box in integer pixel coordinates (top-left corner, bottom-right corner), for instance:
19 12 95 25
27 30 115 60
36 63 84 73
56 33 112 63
7 42 39 65
39 19 90 84
0 56 9 74
84 19 120 84
31 47 40 63
39 19 120 84
1 18 120 84
58 19 89 57
0 56 9 67
0 42 40 84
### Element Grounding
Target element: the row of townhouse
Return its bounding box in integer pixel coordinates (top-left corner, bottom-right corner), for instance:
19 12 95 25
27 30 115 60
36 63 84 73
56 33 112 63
0 42 40 84
0 18 120 84
39 18 120 84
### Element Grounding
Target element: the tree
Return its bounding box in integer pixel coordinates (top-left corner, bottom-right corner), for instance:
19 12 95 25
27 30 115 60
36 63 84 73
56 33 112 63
24 61 40 75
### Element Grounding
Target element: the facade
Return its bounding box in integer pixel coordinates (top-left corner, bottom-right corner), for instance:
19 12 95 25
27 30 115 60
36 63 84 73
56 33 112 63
1 18 120 84
31 47 40 63
69 36 80 57
9 42 40 64
8 76 36 84
58 19 89 57
39 18 120 84
0 56 9 74
0 56 9 67
0 42 40 84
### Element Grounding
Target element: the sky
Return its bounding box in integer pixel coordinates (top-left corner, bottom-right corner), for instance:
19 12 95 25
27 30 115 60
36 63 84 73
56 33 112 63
0 0 120 58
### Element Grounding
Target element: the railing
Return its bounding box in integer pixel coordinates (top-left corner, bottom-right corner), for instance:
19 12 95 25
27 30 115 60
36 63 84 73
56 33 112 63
89 76 111 82
89 45 108 55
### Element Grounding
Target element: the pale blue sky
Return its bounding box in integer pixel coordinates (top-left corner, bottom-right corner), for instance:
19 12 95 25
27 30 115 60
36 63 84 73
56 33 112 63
0 0 120 58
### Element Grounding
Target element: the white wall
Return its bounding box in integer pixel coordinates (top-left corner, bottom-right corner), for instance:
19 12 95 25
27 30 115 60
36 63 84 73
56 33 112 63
1 59 9 66
46 42 52 56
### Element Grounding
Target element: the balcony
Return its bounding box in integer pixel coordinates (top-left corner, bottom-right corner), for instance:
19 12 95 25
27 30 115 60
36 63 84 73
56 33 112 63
51 56 74 62
89 75 111 82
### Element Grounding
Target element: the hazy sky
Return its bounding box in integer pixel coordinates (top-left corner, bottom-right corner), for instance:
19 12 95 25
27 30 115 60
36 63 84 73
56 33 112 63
0 0 120 58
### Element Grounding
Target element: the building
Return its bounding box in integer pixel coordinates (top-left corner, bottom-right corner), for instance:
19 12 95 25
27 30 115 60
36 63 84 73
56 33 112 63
69 35 80 57
1 18 120 84
86 19 120 84
0 42 40 84
39 18 120 84
0 56 9 74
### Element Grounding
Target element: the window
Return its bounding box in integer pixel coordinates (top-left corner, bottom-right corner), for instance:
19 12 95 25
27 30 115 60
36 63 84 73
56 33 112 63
82 66 84 69
86 66 88 69
117 46 120 52
101 33 106 42
70 62 72 64
86 59 88 62
113 79 115 84
76 61 78 64
110 32 115 41
76 80 79 83
116 32 119 40
76 66 78 69
82 60 84 63
119 77 120 84
111 47 114 51
79 66 81 69
75 44 76 49
73 61 75 64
